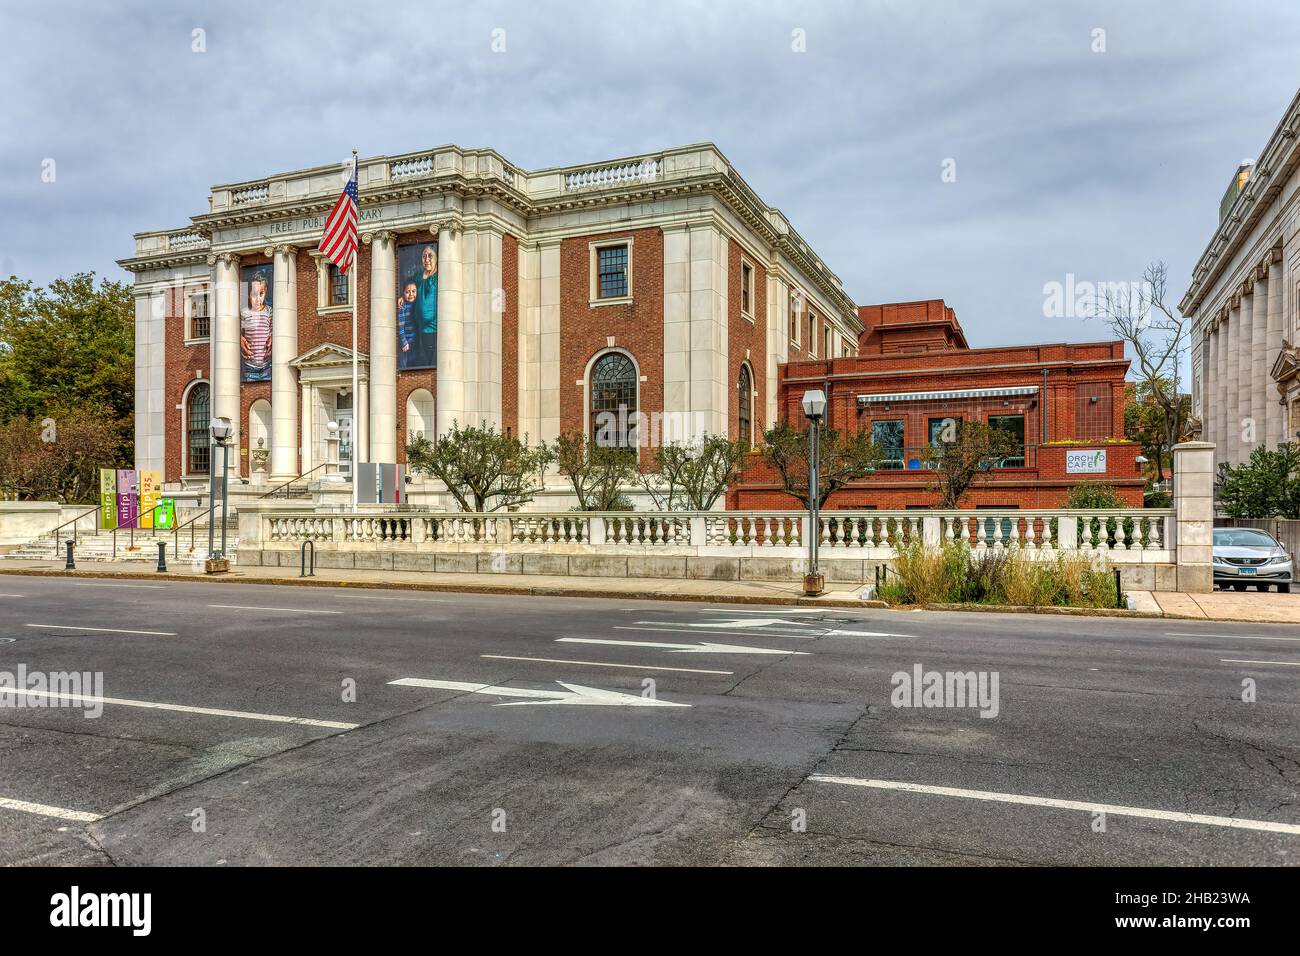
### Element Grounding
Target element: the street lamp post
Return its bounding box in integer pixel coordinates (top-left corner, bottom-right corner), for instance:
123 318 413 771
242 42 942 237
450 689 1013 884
208 417 233 572
801 389 827 596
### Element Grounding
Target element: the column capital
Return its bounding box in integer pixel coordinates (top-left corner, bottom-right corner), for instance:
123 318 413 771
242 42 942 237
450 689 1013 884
206 252 241 267
361 230 396 246
428 215 462 239
264 244 297 259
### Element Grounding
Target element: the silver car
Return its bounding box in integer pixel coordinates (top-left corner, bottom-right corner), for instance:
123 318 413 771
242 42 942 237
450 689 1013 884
1213 527 1293 593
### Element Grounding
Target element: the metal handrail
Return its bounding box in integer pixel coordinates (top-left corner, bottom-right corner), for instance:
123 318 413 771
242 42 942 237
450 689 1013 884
260 463 328 499
49 505 101 547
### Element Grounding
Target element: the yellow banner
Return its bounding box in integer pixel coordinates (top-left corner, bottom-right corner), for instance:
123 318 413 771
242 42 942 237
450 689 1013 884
138 470 161 529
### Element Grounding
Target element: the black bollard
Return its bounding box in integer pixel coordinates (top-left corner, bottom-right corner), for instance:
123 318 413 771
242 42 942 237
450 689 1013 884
157 541 167 573
1114 568 1123 609
64 539 75 570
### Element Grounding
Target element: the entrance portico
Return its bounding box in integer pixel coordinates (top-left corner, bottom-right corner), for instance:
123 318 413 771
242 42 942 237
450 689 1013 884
289 343 370 479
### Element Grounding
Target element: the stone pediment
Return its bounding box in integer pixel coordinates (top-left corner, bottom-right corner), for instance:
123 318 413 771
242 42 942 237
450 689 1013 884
289 342 369 370
1271 341 1298 383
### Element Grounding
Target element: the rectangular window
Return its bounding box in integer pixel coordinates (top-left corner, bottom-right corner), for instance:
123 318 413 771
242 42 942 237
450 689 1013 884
188 290 210 340
808 311 817 356
988 415 1026 467
872 420 905 470
929 416 961 446
329 264 349 306
824 324 832 359
790 290 801 345
597 244 629 299
740 261 753 317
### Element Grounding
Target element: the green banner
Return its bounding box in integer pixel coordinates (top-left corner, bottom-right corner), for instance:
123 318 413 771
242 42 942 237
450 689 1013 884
153 498 176 530
98 468 117 531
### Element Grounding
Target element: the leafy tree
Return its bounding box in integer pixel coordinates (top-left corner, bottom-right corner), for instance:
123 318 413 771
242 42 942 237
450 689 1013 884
924 420 1021 509
640 434 749 511
406 421 552 512
1216 444 1300 519
1094 261 1189 475
0 273 134 424
552 431 637 511
1123 378 1191 485
0 407 127 503
761 421 882 510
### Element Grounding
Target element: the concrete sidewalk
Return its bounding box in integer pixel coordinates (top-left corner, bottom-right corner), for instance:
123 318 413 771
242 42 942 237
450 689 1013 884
4 559 1300 622
0 558 881 608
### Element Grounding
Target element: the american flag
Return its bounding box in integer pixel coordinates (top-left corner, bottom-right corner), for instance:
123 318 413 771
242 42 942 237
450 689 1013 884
319 164 359 273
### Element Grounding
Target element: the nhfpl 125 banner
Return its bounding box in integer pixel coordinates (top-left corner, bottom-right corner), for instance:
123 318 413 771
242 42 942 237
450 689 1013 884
98 468 117 530
115 469 139 529
138 470 161 529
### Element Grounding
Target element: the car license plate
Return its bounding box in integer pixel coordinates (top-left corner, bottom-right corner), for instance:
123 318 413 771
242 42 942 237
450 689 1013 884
1239 567 1257 575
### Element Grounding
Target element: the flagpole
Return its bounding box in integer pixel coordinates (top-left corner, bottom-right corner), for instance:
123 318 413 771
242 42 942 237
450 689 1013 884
350 148 359 512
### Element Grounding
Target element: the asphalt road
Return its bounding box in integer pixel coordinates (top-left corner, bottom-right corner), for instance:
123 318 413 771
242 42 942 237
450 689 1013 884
0 576 1296 866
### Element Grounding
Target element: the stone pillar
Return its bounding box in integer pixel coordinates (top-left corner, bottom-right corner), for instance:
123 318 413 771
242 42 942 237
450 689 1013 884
435 224 465 438
516 241 541 443
766 271 790 431
1172 441 1215 593
663 221 728 444
1266 256 1284 449
133 286 166 473
366 231 397 463
1224 304 1239 464
299 381 313 473
1216 311 1230 464
1237 293 1253 461
1251 272 1268 453
210 253 241 454
356 380 369 465
1203 328 1216 449
538 239 561 445
268 245 298 480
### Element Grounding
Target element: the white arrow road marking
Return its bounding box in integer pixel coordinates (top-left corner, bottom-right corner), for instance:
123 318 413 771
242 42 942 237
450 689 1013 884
0 796 101 823
389 677 688 708
481 654 732 675
558 637 806 656
808 775 1300 836
636 618 822 630
616 626 816 639
823 629 912 638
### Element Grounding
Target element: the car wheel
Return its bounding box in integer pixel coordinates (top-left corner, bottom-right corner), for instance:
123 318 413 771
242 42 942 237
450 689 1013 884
1255 584 1269 591
1280 584 1292 594
1232 583 1247 591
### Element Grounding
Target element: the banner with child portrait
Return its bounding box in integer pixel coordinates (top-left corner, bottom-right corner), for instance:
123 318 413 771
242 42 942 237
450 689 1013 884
396 241 437 370
239 264 273 382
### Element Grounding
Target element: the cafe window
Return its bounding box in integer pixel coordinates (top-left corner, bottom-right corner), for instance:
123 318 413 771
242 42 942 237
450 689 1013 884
988 414 1026 467
872 420 905 469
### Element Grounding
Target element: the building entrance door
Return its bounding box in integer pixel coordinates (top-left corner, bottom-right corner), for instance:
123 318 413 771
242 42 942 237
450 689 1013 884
336 392 354 477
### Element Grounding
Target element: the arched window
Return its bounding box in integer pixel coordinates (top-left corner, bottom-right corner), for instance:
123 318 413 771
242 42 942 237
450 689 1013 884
737 364 753 450
590 352 637 451
187 383 211 475
406 388 434 441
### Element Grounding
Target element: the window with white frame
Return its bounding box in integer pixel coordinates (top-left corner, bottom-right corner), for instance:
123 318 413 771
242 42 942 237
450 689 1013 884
808 310 818 356
316 257 353 309
740 259 754 319
790 290 801 346
589 240 632 303
187 288 210 341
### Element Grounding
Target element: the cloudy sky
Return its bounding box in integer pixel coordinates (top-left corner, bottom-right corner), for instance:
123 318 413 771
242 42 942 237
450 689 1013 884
2 0 1296 350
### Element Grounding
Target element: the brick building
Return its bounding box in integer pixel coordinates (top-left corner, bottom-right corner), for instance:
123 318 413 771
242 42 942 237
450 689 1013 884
118 144 861 490
731 299 1144 509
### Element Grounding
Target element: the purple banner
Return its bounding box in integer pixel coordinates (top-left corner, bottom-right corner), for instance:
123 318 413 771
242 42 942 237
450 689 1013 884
115 469 139 529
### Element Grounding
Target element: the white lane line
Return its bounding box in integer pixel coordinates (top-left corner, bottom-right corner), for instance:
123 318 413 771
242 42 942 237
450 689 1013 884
341 595 449 603
72 582 168 590
207 604 342 615
614 625 816 640
638 618 821 630
25 624 176 637
389 677 688 708
1221 658 1300 666
1166 632 1300 642
0 796 101 823
808 775 1300 836
0 594 25 598
0 687 358 730
693 607 847 615
559 636 805 656
481 654 732 675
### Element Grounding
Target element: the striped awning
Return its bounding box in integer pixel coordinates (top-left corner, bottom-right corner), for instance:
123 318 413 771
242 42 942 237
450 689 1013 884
857 385 1039 403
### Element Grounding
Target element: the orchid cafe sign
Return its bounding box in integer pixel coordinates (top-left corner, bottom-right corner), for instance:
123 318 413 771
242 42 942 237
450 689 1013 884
1065 448 1108 475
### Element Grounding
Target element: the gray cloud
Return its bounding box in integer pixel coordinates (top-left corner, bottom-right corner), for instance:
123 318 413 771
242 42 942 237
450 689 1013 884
1 0 1296 353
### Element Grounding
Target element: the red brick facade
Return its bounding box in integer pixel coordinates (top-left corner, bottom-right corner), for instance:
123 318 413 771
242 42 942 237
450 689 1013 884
730 299 1143 510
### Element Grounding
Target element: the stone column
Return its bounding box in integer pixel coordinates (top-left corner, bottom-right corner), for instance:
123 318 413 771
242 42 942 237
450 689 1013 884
1251 271 1268 453
435 223 465 438
1224 303 1240 464
517 241 541 442
766 271 790 431
663 221 728 444
299 381 313 473
268 245 298 480
1216 311 1230 465
538 238 561 444
210 253 241 454
365 232 397 463
1237 291 1254 460
1204 327 1217 450
1266 256 1284 449
1172 441 1215 593
133 286 166 473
